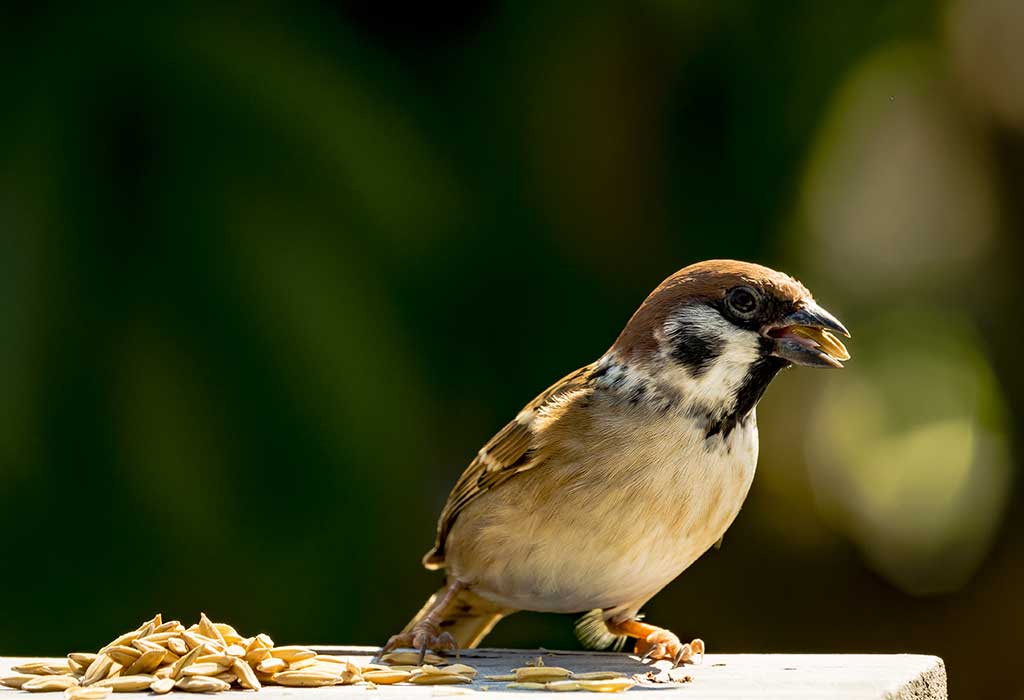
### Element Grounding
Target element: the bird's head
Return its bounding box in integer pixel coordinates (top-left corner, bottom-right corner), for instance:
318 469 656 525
610 260 849 417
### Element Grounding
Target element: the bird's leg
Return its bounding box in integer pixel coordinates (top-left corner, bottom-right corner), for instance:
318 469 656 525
379 579 465 663
605 618 704 666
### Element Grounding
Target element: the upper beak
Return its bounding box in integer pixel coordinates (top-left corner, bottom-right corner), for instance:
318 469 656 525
764 302 851 368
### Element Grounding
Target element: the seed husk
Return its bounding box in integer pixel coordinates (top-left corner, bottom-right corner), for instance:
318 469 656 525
169 646 203 680
1 674 39 689
104 647 140 667
182 663 230 677
98 632 140 655
381 651 445 666
152 621 182 634
409 673 472 685
196 655 236 667
268 646 316 663
545 680 582 691
444 664 478 677
507 682 546 690
123 649 165 676
13 662 72 676
152 667 174 680
484 674 516 681
197 614 226 648
80 655 114 687
167 638 189 656
232 659 261 691
571 672 625 681
578 678 636 692
271 671 340 688
287 658 318 671
149 678 175 694
244 647 271 664
256 658 287 674
515 666 573 682
23 676 80 692
64 686 112 700
93 675 156 692
68 654 98 670
361 670 411 685
180 631 220 654
225 645 246 658
175 676 231 693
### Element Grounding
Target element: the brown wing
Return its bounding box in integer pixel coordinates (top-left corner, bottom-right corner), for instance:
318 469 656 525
422 363 595 569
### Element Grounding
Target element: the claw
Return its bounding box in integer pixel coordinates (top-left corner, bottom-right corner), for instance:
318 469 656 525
672 643 691 667
639 645 659 662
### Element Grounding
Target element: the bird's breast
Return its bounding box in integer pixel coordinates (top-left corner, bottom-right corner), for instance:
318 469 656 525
445 406 760 614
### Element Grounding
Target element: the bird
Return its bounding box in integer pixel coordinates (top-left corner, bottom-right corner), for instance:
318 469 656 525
380 259 850 665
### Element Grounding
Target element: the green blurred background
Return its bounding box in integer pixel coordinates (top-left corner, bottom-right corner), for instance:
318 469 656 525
2 2 1022 697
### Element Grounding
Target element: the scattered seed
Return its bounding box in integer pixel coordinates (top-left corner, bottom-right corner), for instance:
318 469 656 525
409 673 472 685
360 670 411 685
444 664 478 678
514 666 573 682
271 671 340 688
570 672 624 681
578 677 636 692
506 682 546 690
545 680 581 691
380 651 445 666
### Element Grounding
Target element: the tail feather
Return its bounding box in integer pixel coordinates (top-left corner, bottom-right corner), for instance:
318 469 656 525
403 584 512 649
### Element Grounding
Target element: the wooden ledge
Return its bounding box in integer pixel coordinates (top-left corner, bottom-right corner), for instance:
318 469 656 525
1 647 947 699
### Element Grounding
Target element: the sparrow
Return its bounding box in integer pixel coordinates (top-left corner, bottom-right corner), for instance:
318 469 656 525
381 260 850 664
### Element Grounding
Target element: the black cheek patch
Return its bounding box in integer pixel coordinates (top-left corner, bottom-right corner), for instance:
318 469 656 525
668 320 724 378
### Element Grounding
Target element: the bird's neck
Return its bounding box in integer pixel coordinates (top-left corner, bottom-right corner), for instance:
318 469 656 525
589 350 788 438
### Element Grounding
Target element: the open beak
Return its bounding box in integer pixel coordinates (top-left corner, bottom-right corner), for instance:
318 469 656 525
764 302 851 368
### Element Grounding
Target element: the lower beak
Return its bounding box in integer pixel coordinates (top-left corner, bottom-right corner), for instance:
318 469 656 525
764 302 851 368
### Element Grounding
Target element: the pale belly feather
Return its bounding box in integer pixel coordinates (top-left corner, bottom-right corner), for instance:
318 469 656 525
445 412 759 614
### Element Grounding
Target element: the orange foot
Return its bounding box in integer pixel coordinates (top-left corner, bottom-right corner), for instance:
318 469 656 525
379 620 457 665
607 618 704 666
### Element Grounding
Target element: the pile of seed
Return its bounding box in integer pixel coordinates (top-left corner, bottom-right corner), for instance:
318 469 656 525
1 614 696 694
0 614 364 696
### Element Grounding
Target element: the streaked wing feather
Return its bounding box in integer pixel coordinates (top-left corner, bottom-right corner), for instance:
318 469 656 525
422 363 594 569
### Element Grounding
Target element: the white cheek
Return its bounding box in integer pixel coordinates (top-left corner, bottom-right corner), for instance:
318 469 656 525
660 306 761 414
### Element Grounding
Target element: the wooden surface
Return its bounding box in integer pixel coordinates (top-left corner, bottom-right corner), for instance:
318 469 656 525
1 647 947 699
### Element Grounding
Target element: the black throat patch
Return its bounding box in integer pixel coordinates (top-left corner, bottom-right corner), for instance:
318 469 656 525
705 341 788 439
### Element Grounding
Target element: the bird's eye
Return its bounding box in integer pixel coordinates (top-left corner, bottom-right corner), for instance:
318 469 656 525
726 286 760 318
